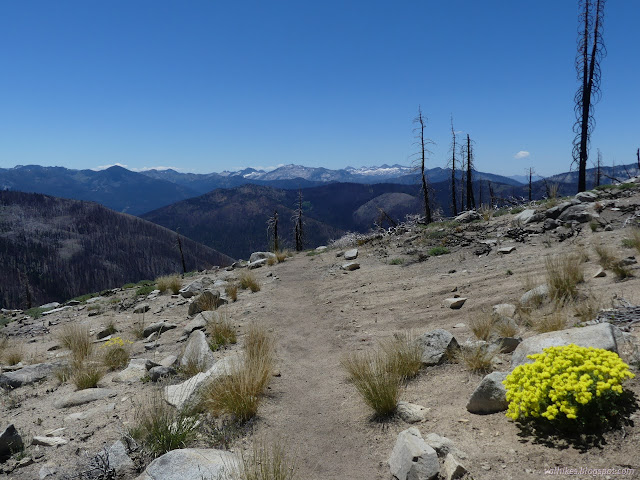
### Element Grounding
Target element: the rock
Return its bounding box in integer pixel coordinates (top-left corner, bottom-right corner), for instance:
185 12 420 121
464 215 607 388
54 388 117 408
180 330 216 371
133 303 150 314
98 440 135 477
113 359 148 383
39 463 57 479
498 246 516 254
416 329 459 366
40 302 60 309
454 210 481 223
513 209 537 224
136 448 236 480
0 424 23 461
492 303 516 318
620 256 637 266
543 218 560 230
443 454 468 480
423 433 466 459
247 258 268 269
159 355 178 368
165 355 238 409
41 306 72 316
520 284 549 305
64 402 116 421
183 314 208 335
511 323 618 367
0 363 55 389
249 251 276 263
97 326 117 339
545 201 574 219
397 401 428 423
188 290 224 316
179 278 213 298
344 248 359 260
493 337 522 354
593 267 607 278
443 297 467 309
466 372 509 414
315 246 328 252
388 427 439 480
32 436 68 447
558 205 594 223
575 191 598 202
86 296 104 304
142 321 177 338
341 262 360 271
149 366 176 382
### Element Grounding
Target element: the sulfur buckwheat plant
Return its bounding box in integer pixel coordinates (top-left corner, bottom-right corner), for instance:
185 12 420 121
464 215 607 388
504 344 635 431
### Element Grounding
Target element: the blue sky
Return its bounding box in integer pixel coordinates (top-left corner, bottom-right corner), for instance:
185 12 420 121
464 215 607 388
0 1 637 177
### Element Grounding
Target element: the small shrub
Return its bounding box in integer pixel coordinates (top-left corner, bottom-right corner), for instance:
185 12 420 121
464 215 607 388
533 311 567 333
275 251 287 263
129 394 199 456
545 254 584 302
611 261 634 280
506 269 513 276
207 311 237 351
131 318 146 340
509 206 525 215
503 344 635 431
100 336 132 370
24 307 47 319
478 204 493 221
267 256 277 266
389 258 404 265
239 272 261 292
380 332 422 380
589 221 598 232
341 350 401 418
136 284 155 297
2 340 23 366
225 283 239 302
428 246 450 256
54 364 72 384
102 318 117 337
470 314 495 341
231 439 297 480
594 244 617 269
156 275 182 294
621 228 640 252
71 357 104 389
59 324 92 361
455 344 496 374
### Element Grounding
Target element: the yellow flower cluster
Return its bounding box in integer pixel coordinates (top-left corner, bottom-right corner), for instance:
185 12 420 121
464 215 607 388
503 344 634 422
101 336 133 349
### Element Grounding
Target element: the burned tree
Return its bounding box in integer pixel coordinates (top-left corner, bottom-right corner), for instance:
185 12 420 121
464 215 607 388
449 116 458 216
176 230 187 275
528 167 535 202
462 134 475 210
595 149 603 187
293 189 304 251
413 106 434 223
267 210 279 253
573 0 606 192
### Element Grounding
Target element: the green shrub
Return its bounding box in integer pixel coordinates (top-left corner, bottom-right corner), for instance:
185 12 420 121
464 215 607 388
504 345 635 431
136 284 155 296
389 258 404 265
428 246 450 256
100 336 132 370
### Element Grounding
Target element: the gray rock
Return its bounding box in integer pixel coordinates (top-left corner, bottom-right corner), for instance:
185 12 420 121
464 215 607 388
493 337 522 354
454 210 481 223
64 402 116 421
397 401 428 423
511 323 618 367
136 448 236 480
54 388 117 408
498 246 516 254
149 366 176 382
32 436 68 447
558 205 594 223
466 372 509 414
41 306 72 316
180 330 216 371
593 267 607 278
40 302 60 309
0 363 55 389
423 433 466 459
113 359 148 383
520 284 549 305
39 463 57 479
545 201 574 219
344 248 359 260
575 191 598 202
188 290 223 316
133 303 150 314
444 454 468 480
247 258 268 269
341 262 360 271
315 246 328 252
513 209 537 224
183 314 208 335
249 251 276 263
86 296 104 304
543 218 560 230
388 427 439 480
0 424 23 461
159 355 178 368
99 440 135 477
416 329 459 366
443 297 466 309
492 303 516 318
179 278 213 298
142 321 178 338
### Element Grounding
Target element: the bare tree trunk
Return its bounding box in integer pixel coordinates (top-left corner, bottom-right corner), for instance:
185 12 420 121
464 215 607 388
176 231 187 275
528 167 533 201
415 107 432 223
466 134 475 210
450 117 458 216
637 148 639 170
294 189 304 251
596 149 602 187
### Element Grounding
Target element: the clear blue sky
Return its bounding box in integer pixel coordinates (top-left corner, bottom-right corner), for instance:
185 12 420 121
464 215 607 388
0 1 637 177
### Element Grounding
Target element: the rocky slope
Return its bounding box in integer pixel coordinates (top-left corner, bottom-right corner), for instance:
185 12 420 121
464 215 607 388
1 178 640 479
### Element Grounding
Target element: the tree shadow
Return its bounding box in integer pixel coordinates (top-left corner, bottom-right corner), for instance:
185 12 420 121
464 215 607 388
514 391 639 453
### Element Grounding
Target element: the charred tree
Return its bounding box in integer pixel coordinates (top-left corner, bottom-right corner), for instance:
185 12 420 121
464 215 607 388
464 134 475 210
637 148 639 170
449 116 458 216
293 189 304 251
267 210 280 252
176 230 187 275
528 167 534 202
573 0 606 192
413 106 434 223
595 149 602 187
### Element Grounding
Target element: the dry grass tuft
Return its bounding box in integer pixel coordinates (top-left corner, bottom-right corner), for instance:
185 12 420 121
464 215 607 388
573 295 602 324
470 314 495 341
533 311 567 333
380 332 422 380
267 256 277 266
494 318 518 338
71 357 105 389
275 251 287 263
239 272 261 292
207 310 237 351
341 350 402 418
455 344 496 374
59 324 92 361
2 340 24 366
545 254 584 302
231 439 297 480
200 326 275 422
156 275 182 294
595 244 617 269
225 283 239 302
611 261 634 280
622 228 640 253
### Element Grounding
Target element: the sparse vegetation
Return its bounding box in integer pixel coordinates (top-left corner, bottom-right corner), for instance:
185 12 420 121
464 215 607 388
545 254 584 302
129 393 199 456
101 336 132 370
494 318 518 338
226 283 239 302
455 344 496 374
231 439 298 480
156 275 182 294
428 246 450 256
136 283 155 297
470 314 495 341
595 244 617 269
59 324 92 361
267 256 277 266
207 310 237 351
389 258 404 265
2 342 24 366
71 357 105 389
611 261 634 280
533 311 567 333
239 272 261 292
200 325 275 422
621 228 640 253
573 295 602 324
380 332 422 380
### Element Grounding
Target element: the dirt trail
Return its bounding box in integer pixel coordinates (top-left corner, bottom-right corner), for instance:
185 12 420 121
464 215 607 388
247 256 384 480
